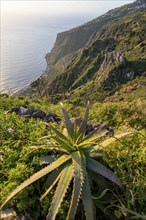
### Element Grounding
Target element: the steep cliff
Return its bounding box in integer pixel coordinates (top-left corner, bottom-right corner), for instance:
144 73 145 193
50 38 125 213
46 0 145 67
15 0 146 100
46 11 146 101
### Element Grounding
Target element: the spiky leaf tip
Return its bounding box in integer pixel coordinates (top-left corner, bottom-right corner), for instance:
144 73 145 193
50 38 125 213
60 102 74 140
87 157 122 188
77 101 90 138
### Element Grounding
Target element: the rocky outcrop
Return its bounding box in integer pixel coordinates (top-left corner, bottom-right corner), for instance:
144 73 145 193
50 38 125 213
95 50 135 93
7 108 114 136
7 107 61 123
99 50 127 71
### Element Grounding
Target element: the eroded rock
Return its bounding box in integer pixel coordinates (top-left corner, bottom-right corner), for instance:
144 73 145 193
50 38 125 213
7 106 61 123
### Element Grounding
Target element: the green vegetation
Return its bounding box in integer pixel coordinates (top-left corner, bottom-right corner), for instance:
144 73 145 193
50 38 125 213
44 11 146 100
0 95 146 219
0 3 146 219
17 3 145 102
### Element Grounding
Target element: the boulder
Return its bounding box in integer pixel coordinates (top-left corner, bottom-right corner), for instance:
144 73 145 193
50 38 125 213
21 107 35 116
32 109 46 119
93 122 114 136
7 106 20 114
7 106 61 123
19 107 28 115
7 106 28 115
44 113 61 123
86 122 94 135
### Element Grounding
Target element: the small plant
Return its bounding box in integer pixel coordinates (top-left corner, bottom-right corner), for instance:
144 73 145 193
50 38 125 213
0 102 132 220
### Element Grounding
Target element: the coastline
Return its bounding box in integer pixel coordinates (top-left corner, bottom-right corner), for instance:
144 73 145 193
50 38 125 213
12 64 51 97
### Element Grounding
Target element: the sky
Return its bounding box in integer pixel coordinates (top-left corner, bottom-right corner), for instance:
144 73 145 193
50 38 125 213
1 0 135 19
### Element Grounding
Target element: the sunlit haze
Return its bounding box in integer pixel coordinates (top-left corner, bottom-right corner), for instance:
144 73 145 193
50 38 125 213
2 1 135 18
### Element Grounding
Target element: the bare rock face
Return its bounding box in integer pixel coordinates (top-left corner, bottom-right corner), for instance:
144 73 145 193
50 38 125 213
100 50 127 71
95 50 135 93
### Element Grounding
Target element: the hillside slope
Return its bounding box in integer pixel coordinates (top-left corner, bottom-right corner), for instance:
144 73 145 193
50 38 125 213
15 0 146 99
46 11 146 101
47 0 145 67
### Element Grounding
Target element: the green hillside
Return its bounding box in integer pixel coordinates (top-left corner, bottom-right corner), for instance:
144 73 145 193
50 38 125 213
1 1 146 219
15 0 146 99
47 12 146 101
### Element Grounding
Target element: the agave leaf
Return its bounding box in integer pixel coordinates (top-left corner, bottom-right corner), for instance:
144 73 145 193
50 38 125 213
43 167 62 192
89 150 105 158
0 155 71 209
75 133 84 145
30 144 67 153
40 162 71 201
46 164 73 220
86 157 122 188
67 151 85 220
40 173 61 201
78 139 97 148
78 127 107 145
77 137 103 151
93 132 135 150
77 101 90 138
77 131 105 149
52 136 75 152
60 102 74 140
82 172 95 220
42 162 69 191
40 135 52 140
50 125 70 142
47 145 67 153
73 122 78 144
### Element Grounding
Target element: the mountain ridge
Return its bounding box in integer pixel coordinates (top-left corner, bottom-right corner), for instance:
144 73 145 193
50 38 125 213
15 0 146 101
46 11 146 99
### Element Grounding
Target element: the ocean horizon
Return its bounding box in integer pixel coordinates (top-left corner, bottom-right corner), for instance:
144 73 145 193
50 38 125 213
1 14 93 94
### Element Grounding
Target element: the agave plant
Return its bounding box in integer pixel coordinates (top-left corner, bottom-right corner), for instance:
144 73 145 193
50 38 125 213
0 102 133 220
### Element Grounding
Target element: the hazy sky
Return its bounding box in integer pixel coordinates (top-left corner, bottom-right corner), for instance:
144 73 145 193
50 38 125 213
1 1 135 18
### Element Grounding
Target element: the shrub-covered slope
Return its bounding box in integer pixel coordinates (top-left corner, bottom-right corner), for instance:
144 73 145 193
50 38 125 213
47 11 146 101
47 0 145 67
15 0 146 98
0 95 146 219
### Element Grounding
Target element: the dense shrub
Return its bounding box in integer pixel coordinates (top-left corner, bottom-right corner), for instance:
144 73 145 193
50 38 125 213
0 96 145 219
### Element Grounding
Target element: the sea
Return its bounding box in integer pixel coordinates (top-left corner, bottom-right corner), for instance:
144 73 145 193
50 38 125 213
1 14 92 94
1 1 132 94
